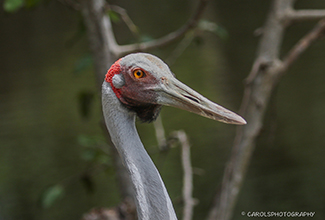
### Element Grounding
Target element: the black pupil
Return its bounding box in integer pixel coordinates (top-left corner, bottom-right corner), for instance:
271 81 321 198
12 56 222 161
137 71 141 76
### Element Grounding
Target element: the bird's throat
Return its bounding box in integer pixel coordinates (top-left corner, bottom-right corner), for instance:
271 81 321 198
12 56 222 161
121 99 162 123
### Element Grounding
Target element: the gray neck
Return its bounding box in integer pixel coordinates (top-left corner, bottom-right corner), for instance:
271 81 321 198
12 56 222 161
102 81 177 220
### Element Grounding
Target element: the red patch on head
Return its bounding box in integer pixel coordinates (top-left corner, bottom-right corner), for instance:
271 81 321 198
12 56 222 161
105 59 122 98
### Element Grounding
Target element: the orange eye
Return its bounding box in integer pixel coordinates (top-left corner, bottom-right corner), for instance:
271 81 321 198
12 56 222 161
133 69 145 79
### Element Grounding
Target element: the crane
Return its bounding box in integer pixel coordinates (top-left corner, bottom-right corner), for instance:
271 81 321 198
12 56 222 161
102 53 246 220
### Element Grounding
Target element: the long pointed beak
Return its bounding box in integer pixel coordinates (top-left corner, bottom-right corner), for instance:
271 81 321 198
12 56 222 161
157 77 246 125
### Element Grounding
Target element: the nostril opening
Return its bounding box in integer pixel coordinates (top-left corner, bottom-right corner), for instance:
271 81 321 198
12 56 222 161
184 95 200 103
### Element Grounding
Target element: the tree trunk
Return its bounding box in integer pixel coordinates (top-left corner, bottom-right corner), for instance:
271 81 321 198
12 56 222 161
80 0 135 203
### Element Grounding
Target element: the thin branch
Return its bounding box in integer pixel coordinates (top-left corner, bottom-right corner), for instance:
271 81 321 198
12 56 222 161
286 9 325 22
80 0 208 218
80 0 135 205
107 0 209 57
153 115 167 150
280 18 325 73
166 30 197 66
208 1 325 220
103 14 121 59
176 130 195 220
108 5 140 39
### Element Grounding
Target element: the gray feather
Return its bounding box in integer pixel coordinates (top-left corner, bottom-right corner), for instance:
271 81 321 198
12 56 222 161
102 80 177 220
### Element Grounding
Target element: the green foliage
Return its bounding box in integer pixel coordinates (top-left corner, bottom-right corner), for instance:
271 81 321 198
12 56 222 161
3 0 41 12
139 35 154 43
25 0 41 8
107 10 120 23
198 20 228 39
73 54 93 75
41 184 65 208
38 135 110 208
80 173 95 193
78 135 105 148
3 0 24 12
78 90 95 119
78 135 111 165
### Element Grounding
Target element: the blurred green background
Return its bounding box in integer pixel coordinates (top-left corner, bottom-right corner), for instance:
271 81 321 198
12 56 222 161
1 0 325 219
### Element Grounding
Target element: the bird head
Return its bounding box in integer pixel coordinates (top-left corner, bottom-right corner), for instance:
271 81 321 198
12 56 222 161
105 53 246 124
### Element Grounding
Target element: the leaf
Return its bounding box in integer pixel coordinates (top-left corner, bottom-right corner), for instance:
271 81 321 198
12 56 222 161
42 185 65 208
78 135 98 147
97 153 110 164
3 0 24 12
77 135 105 147
78 90 95 119
140 35 154 42
81 174 95 193
81 148 96 161
25 0 41 8
198 20 228 39
73 54 93 75
65 20 86 48
107 10 120 23
78 135 111 164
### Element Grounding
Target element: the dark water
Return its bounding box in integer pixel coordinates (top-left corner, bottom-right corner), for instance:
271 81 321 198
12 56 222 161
1 1 325 220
